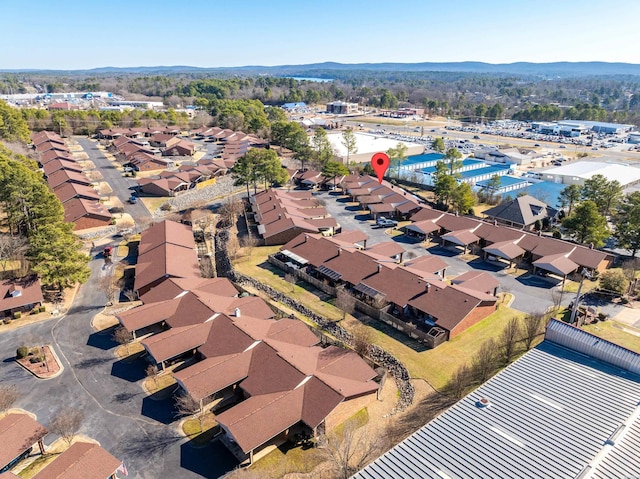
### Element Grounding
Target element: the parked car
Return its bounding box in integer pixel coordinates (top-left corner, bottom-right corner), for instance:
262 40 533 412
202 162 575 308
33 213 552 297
128 195 137 204
376 216 398 227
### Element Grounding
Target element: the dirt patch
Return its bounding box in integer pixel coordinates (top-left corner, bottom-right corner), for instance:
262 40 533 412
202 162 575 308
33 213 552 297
16 345 62 379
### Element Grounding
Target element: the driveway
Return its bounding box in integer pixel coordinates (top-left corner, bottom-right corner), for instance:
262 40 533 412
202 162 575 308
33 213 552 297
74 136 151 225
0 255 238 478
315 190 579 314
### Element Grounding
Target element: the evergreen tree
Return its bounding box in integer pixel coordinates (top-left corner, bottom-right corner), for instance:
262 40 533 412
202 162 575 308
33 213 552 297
562 200 609 246
614 192 640 257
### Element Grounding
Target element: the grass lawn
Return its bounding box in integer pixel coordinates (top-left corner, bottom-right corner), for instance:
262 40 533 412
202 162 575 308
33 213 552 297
472 203 494 216
140 196 170 213
183 413 219 446
115 341 145 358
117 240 128 257
249 442 323 478
143 373 177 394
582 320 640 353
234 246 345 323
562 277 599 293
233 246 528 391
16 454 59 478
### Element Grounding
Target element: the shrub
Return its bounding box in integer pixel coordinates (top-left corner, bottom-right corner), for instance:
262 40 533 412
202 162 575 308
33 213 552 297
13 312 21 320
599 270 628 295
621 297 630 304
39 306 46 313
160 203 172 211
29 355 44 364
16 346 28 359
552 229 562 239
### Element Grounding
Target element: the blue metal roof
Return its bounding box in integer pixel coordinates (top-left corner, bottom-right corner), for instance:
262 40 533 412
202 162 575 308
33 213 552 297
420 159 485 175
401 153 444 166
459 165 510 179
353 321 640 479
476 175 529 188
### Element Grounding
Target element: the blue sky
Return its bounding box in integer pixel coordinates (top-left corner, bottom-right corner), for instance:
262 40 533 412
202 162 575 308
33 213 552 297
2 0 640 69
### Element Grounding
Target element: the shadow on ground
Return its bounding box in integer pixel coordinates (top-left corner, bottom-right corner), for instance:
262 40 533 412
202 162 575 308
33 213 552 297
467 258 505 273
141 390 179 425
87 328 118 350
110 354 147 382
180 440 238 479
426 245 462 257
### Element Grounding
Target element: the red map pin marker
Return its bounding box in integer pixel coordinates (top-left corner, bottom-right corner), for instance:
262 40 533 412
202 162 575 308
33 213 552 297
371 152 390 184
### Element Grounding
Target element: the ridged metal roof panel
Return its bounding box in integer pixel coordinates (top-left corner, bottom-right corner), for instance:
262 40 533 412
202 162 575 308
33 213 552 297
353 326 640 479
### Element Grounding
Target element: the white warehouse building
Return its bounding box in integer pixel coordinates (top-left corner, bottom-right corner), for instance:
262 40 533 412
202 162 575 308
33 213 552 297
541 161 640 187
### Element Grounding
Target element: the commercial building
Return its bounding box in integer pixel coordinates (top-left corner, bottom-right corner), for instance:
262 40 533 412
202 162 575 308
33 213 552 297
326 101 359 114
354 320 640 479
327 133 423 164
541 161 640 187
531 120 634 136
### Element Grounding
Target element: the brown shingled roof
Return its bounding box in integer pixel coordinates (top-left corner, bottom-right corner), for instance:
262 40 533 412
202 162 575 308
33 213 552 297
52 183 99 204
0 413 47 469
63 198 111 224
31 442 120 479
139 277 238 304
0 276 44 315
408 285 482 332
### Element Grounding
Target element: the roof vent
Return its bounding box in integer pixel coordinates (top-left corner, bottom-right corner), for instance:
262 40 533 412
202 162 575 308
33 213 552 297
234 308 241 317
476 398 491 408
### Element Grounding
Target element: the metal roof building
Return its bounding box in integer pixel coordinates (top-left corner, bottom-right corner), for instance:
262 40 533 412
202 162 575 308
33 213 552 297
353 320 640 479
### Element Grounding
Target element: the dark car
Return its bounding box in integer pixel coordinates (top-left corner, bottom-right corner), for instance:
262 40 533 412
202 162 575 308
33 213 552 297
473 135 480 139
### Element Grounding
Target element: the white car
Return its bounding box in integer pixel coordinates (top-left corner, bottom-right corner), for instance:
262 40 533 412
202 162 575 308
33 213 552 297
376 217 398 227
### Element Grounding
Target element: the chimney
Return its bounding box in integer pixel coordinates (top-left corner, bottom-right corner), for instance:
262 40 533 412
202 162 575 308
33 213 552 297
377 263 382 273
234 308 241 317
304 234 308 242
425 282 431 292
278 213 281 219
338 247 342 256
273 204 276 210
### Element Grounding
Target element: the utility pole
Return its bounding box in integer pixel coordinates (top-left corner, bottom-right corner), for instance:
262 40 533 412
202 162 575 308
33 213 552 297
570 268 592 325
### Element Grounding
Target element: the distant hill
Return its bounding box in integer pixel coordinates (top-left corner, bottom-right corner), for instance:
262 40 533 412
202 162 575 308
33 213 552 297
3 61 640 77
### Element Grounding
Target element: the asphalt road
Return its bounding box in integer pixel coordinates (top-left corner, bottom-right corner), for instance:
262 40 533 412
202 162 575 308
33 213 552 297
315 190 612 314
74 137 152 225
0 254 238 478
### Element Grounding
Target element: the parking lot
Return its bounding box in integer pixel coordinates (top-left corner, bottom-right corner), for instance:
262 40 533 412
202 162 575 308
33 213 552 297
314 190 599 313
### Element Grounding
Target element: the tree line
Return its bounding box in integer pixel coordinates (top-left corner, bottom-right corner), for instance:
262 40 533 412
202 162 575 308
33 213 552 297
0 101 90 290
558 176 640 254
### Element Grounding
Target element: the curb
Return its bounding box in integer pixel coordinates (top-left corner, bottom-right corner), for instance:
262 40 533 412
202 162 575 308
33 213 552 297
15 345 65 380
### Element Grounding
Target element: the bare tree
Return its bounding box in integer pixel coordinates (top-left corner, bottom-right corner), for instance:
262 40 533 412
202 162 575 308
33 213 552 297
0 384 19 413
122 289 137 302
446 365 472 399
0 235 27 273
241 236 259 256
226 235 240 261
500 317 521 366
336 287 356 321
145 364 159 389
622 258 640 293
472 339 496 383
351 324 373 358
550 288 563 310
174 393 203 430
523 312 547 350
112 327 132 355
97 275 118 306
199 257 215 278
218 196 244 228
49 408 84 445
283 272 297 293
317 420 384 479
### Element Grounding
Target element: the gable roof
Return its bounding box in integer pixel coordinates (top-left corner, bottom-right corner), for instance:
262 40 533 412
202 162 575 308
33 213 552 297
31 442 120 479
63 198 111 224
0 276 44 313
0 413 47 469
42 159 82 176
52 183 99 203
407 285 482 332
139 277 238 304
483 195 557 227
